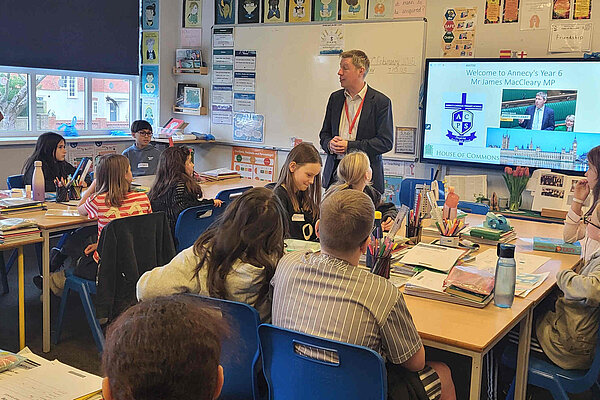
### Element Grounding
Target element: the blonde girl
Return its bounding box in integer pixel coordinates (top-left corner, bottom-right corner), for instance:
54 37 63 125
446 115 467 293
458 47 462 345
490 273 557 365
325 151 397 230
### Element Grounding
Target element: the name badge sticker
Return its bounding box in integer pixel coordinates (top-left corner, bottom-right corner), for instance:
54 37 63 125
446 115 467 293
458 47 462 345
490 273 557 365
138 162 149 168
292 213 305 222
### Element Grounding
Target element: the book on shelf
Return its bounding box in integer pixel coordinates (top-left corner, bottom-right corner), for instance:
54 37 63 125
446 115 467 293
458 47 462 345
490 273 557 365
533 237 581 255
175 48 202 68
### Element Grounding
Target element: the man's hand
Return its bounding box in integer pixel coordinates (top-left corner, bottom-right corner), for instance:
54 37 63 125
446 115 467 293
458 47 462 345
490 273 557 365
329 136 348 155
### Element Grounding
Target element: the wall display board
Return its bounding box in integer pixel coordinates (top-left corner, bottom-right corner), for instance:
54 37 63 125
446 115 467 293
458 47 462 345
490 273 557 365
210 20 426 160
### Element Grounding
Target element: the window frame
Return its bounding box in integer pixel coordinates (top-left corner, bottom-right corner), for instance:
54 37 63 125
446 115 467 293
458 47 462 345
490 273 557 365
0 65 139 137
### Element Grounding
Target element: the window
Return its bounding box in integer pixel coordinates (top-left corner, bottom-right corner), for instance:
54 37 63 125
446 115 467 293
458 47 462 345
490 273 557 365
36 74 85 131
0 66 138 136
92 78 132 131
0 72 29 131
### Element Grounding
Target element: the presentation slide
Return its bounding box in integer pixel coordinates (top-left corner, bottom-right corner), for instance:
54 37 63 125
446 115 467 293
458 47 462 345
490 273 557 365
422 60 600 172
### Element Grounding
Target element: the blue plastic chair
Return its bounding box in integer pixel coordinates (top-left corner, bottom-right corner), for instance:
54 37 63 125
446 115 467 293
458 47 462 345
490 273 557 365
6 174 24 189
54 270 105 352
258 324 387 400
399 178 445 209
501 328 600 400
186 294 262 400
174 204 218 252
215 186 252 203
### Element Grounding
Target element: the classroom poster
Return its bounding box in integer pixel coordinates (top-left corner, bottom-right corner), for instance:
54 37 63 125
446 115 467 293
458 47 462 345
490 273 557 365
484 0 501 23
180 28 202 47
549 22 592 52
215 0 235 24
552 0 570 18
238 0 260 23
183 0 202 28
319 25 345 55
212 85 233 104
234 72 256 92
142 32 159 64
213 28 234 48
141 97 158 128
264 0 286 22
142 0 159 30
341 0 367 20
233 113 264 143
67 143 118 172
213 49 235 64
367 0 392 19
231 147 277 181
393 0 426 18
384 176 403 206
213 64 234 84
394 127 416 156
503 0 520 22
441 8 476 58
314 0 338 21
520 0 551 30
233 93 256 112
573 0 591 19
234 50 257 70
212 104 233 124
141 66 159 97
288 0 311 22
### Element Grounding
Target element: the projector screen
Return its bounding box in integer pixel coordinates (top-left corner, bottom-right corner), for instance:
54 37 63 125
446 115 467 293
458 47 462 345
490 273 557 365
420 58 600 173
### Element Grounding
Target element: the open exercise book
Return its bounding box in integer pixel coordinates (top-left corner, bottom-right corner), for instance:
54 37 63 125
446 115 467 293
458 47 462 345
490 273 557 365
0 347 102 400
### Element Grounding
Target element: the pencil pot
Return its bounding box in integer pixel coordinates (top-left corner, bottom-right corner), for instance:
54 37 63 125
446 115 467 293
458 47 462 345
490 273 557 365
440 235 460 247
55 185 69 203
406 225 422 244
69 185 83 201
372 255 391 279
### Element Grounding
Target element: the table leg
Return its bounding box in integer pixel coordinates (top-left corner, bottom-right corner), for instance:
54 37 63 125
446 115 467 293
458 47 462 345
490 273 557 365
18 247 24 350
469 352 483 400
42 231 50 353
514 309 533 400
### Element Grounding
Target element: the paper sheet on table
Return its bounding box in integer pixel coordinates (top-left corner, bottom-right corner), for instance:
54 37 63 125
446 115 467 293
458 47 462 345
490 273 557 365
400 243 465 272
444 174 487 202
0 348 102 400
464 248 550 275
405 269 446 292
515 271 550 297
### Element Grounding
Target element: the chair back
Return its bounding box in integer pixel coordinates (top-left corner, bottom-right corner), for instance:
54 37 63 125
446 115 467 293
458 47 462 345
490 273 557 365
399 178 445 209
186 294 261 400
215 186 253 203
7 174 25 189
258 324 387 400
264 182 276 190
174 204 218 252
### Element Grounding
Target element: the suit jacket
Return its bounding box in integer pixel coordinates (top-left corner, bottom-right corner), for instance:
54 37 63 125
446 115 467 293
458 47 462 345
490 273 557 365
96 212 176 320
319 86 393 193
519 105 555 130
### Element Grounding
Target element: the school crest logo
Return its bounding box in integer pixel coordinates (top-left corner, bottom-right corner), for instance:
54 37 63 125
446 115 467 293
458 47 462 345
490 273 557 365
444 93 483 145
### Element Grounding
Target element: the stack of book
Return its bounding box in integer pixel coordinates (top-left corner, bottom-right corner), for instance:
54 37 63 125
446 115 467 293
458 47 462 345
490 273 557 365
0 218 41 244
533 237 581 255
0 198 45 215
200 168 241 182
444 265 494 305
460 225 516 245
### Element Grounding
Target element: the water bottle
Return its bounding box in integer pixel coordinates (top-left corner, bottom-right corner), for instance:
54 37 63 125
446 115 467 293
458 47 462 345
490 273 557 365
494 243 516 308
374 211 383 239
32 160 45 202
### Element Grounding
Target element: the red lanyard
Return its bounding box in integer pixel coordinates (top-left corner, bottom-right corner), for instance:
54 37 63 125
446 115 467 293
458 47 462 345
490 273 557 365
344 95 365 137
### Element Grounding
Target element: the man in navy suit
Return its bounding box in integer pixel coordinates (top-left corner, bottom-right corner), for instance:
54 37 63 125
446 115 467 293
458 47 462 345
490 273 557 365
319 50 393 195
518 91 555 130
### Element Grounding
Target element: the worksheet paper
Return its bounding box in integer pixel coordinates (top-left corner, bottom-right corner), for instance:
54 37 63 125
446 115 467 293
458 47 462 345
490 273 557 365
464 248 550 274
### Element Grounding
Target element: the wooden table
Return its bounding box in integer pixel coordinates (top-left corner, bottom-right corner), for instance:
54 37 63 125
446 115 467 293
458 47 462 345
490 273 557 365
133 176 269 199
1 236 44 350
407 215 579 400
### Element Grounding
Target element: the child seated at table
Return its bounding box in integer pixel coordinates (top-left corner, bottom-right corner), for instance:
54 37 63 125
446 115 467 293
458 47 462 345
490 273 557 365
122 120 162 176
42 154 152 296
324 151 397 230
273 142 322 241
22 131 91 192
536 204 600 370
137 187 285 322
101 295 227 400
148 146 222 237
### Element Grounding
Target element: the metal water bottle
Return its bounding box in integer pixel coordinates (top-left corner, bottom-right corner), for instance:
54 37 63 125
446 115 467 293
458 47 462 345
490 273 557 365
32 161 45 202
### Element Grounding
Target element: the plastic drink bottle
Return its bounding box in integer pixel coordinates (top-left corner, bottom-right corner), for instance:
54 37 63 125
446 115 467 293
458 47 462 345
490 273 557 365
494 243 516 308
